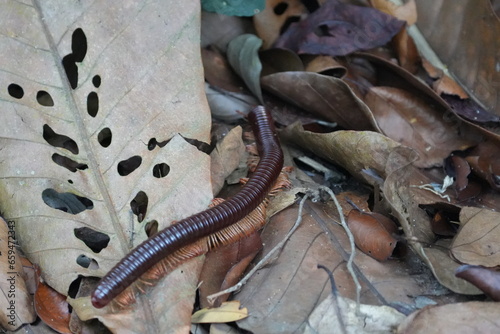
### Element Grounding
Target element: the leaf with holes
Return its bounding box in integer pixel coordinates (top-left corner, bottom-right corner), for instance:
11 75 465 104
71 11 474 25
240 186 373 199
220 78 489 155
0 1 211 332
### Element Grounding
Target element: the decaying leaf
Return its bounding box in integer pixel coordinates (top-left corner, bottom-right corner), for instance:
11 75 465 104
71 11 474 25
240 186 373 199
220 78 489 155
365 86 473 168
304 294 406 334
347 210 399 261
455 265 500 301
262 72 379 130
0 1 211 332
397 301 500 334
274 0 405 56
451 207 500 267
191 300 248 324
35 281 71 334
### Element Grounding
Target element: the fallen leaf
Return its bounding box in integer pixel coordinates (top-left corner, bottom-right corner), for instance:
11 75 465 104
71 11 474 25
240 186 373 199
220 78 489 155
0 1 212 332
280 122 399 186
227 34 264 103
274 0 405 56
397 302 500 334
455 265 500 301
347 210 399 261
304 294 406 334
451 207 500 267
365 86 474 167
35 281 71 334
262 72 379 130
191 301 248 324
254 0 308 49
210 126 246 196
414 0 500 114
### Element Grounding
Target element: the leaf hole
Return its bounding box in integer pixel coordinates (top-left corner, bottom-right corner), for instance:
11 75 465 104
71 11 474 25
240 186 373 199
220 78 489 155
42 189 93 214
131 191 148 222
92 75 101 88
72 28 87 62
74 227 110 253
8 83 24 99
153 163 170 178
36 90 54 106
87 92 99 117
181 135 213 154
43 124 79 154
52 153 88 172
76 254 98 269
68 179 73 184
274 2 288 15
147 137 169 151
145 220 159 237
67 276 83 299
97 128 112 148
117 156 142 176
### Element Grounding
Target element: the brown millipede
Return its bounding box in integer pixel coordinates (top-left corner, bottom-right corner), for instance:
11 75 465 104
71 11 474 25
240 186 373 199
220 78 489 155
91 106 283 308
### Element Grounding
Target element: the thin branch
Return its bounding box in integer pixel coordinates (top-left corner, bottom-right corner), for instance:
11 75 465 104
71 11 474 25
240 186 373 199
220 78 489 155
319 186 361 314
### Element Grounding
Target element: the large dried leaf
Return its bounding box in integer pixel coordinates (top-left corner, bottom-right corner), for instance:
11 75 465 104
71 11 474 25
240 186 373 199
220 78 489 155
0 1 211 332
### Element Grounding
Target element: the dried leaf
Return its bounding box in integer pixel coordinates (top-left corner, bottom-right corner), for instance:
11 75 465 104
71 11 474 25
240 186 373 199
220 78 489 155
414 0 500 114
254 0 308 49
274 0 405 56
210 126 246 195
191 301 248 324
262 72 379 130
455 265 500 301
451 207 500 267
347 210 399 261
397 302 500 334
0 1 211 332
365 86 473 168
280 122 399 186
304 294 406 334
35 282 71 334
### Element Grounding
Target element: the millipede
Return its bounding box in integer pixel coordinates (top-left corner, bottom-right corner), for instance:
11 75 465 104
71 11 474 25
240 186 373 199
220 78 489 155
91 106 284 308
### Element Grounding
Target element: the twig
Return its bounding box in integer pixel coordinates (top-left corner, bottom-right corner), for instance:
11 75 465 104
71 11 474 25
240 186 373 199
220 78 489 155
317 264 346 334
207 194 310 304
318 186 361 314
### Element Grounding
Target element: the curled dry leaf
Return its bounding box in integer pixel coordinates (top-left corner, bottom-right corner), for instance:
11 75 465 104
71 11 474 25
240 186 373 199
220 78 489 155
191 300 248 324
35 281 71 334
262 72 379 130
397 301 500 334
451 207 500 267
280 122 398 186
455 265 500 301
347 210 399 261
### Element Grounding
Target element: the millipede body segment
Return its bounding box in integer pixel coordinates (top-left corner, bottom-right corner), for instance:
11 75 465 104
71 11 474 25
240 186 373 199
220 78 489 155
91 106 284 308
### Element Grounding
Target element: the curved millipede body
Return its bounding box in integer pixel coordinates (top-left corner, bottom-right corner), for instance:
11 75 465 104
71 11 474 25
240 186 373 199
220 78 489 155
91 106 283 308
